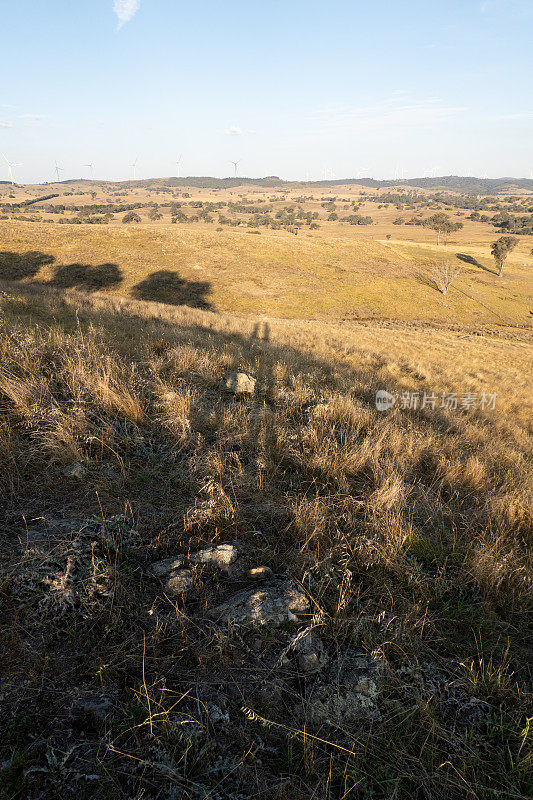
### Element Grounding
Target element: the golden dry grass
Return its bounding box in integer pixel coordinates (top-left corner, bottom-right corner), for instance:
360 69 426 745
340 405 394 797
1 179 532 797
2 179 532 326
0 283 531 798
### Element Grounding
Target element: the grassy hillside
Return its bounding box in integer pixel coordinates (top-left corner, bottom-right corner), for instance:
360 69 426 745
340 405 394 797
2 220 532 324
0 285 531 799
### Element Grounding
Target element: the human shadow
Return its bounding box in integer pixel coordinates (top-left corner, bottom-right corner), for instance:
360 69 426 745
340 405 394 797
0 282 527 800
0 251 55 280
133 270 212 310
2 278 528 539
456 253 495 274
51 263 123 291
252 320 270 341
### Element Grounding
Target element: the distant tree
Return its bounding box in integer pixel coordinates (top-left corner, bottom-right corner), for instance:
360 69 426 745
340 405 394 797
442 220 463 245
122 211 141 224
425 213 462 245
491 236 519 276
148 208 162 221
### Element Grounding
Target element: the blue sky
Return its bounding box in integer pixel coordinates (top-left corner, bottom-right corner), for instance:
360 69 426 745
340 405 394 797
1 0 532 183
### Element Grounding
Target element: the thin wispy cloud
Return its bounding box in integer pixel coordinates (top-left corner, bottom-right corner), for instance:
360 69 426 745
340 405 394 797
0 121 13 128
480 0 531 15
488 112 533 121
114 0 140 29
19 114 42 121
307 95 468 141
224 125 243 136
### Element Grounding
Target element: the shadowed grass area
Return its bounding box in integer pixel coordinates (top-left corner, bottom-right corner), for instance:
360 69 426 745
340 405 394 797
0 284 531 799
133 269 212 308
50 261 123 291
2 220 532 324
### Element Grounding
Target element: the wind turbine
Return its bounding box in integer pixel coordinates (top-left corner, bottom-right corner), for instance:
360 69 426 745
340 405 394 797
54 161 63 183
130 158 138 181
2 153 22 185
176 155 183 178
230 160 241 178
84 163 94 179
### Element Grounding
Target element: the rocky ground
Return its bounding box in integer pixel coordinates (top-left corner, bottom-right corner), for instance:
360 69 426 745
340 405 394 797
1 291 531 799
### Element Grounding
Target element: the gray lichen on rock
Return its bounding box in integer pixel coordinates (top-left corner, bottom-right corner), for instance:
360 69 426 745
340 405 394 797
208 580 309 626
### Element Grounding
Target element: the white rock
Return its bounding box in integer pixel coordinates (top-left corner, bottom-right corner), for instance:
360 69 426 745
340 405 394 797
190 543 239 570
166 568 193 595
149 556 186 577
208 581 309 627
189 542 249 578
247 566 273 580
220 372 256 396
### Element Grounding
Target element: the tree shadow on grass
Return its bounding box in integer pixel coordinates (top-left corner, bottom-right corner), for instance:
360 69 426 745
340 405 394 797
133 270 212 310
0 251 123 291
51 263 123 291
414 270 439 293
456 253 495 274
0 251 55 280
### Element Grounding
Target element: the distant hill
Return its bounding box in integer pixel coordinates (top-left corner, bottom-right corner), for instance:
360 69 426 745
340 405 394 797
39 174 533 194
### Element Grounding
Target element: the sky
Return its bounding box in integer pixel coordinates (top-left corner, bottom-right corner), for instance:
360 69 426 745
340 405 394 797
1 0 532 183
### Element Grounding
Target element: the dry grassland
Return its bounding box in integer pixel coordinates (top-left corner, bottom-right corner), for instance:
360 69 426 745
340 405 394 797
0 282 531 799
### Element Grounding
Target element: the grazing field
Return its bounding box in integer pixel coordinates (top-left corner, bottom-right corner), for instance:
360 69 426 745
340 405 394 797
1 179 532 326
0 180 532 799
0 282 531 800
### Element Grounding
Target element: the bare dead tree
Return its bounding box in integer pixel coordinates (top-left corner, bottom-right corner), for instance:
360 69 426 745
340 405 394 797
431 261 462 294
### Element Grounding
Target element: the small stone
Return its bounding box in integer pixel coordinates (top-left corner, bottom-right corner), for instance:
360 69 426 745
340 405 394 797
289 627 328 674
299 652 321 672
149 556 186 577
63 462 86 480
189 542 249 578
303 650 382 724
208 580 309 627
166 568 193 595
220 371 256 396
190 543 238 570
247 566 273 580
